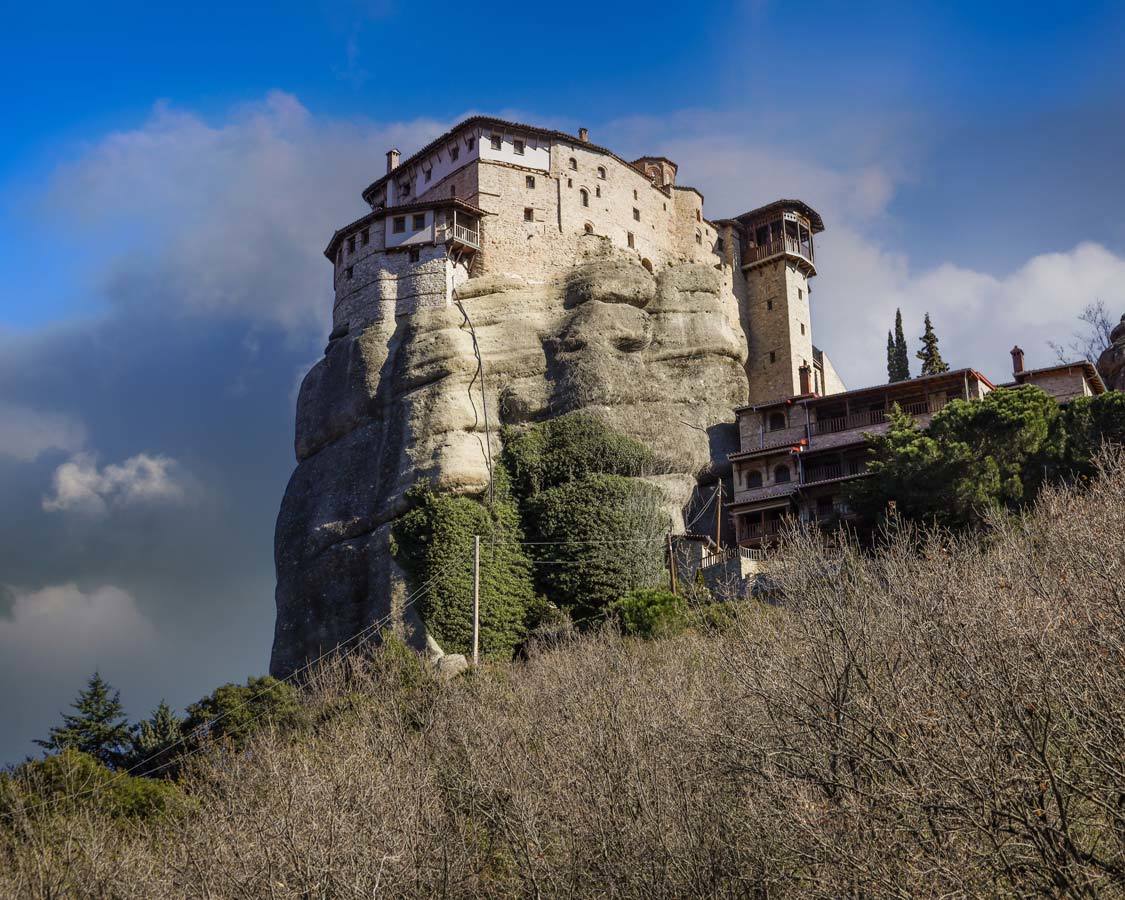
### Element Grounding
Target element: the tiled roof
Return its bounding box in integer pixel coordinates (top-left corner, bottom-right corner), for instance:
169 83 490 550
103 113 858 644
734 199 825 233
323 198 489 260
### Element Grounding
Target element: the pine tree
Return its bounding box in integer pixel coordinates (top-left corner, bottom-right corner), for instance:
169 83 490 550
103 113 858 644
916 312 950 376
129 700 184 775
893 308 911 381
35 672 134 768
886 330 897 383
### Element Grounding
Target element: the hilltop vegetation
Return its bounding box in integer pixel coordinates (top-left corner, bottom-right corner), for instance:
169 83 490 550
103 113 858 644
3 451 1123 897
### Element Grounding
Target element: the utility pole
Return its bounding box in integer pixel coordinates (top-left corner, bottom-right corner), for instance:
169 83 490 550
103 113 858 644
713 481 722 548
667 532 678 595
472 535 480 666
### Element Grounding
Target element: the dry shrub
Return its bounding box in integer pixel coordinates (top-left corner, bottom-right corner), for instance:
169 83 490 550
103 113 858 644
2 452 1123 898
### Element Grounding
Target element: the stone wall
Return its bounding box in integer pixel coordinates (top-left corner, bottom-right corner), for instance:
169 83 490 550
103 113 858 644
744 260 814 404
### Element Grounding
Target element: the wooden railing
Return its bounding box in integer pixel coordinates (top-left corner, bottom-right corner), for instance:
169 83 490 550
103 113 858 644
812 397 944 435
746 519 784 539
451 223 480 248
802 459 867 484
700 546 768 569
744 234 813 267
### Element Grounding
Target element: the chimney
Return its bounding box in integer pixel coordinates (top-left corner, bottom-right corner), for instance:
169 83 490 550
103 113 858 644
386 149 400 173
798 363 812 395
578 127 589 143
1010 345 1025 375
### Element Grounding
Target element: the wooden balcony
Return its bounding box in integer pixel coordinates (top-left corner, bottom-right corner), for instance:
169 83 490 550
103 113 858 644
742 234 814 271
811 397 941 436
802 459 868 485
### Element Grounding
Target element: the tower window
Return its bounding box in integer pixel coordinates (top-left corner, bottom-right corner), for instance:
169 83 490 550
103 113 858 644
632 208 640 221
347 235 356 254
696 209 702 222
412 213 426 230
490 134 502 150
567 178 573 188
633 189 638 200
360 228 369 246
569 157 578 170
392 216 406 234
597 166 606 179
800 323 806 335
769 351 776 363
595 186 601 198
798 288 804 300
450 144 460 161
345 266 353 280
766 300 774 310
513 139 525 155
627 232 634 248
524 207 534 222
526 175 535 189
580 189 589 207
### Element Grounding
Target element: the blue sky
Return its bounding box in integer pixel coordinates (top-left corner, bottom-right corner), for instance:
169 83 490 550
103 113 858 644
2 1 1124 762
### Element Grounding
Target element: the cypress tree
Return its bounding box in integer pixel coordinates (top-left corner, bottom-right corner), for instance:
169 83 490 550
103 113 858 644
893 308 911 381
916 312 950 375
36 672 135 768
886 330 897 383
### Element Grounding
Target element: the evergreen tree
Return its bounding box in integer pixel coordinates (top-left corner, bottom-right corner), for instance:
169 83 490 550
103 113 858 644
886 330 897 383
916 312 950 375
35 673 134 768
892 308 911 381
128 700 184 776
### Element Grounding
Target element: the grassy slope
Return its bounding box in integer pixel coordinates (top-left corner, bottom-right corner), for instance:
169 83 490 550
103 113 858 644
2 454 1124 898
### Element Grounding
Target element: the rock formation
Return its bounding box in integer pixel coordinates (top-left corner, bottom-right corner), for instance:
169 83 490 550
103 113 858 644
1097 314 1125 392
271 241 749 676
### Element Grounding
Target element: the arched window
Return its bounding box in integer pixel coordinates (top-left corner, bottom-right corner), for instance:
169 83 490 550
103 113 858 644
580 189 589 207
768 412 786 431
568 157 578 171
584 222 594 234
596 166 606 179
747 470 763 488
774 465 791 484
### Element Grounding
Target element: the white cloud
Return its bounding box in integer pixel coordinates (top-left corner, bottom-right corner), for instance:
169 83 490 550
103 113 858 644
0 583 156 669
42 452 190 514
814 236 1125 389
0 403 86 462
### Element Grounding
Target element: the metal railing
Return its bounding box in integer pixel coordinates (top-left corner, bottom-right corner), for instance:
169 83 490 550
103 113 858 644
812 397 944 435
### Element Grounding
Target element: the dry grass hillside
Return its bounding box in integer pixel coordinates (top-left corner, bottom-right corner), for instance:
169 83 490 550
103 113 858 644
3 454 1124 898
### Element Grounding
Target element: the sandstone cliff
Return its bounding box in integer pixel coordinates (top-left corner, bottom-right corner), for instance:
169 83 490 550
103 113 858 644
271 243 749 676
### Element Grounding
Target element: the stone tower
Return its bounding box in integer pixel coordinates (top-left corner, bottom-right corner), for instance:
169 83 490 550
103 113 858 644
733 201 825 403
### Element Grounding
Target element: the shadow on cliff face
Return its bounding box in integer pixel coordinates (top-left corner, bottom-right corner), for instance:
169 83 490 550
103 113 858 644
271 250 749 677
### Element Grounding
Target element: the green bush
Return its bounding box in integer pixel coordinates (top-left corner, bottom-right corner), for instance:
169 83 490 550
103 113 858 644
183 676 306 752
1 749 186 822
525 473 669 620
392 479 537 659
611 589 687 639
1058 390 1125 478
502 412 655 499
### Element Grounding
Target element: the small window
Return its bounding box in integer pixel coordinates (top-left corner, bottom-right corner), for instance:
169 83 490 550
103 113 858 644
663 202 667 210
747 470 763 488
627 232 634 248
798 288 804 300
632 208 640 222
568 157 577 170
400 181 410 196
360 228 369 246
766 300 774 311
450 185 457 197
345 266 353 281
524 207 534 222
412 213 426 230
450 144 460 161
768 412 786 431
513 139 525 155
597 166 606 179
800 323 805 335
696 209 701 222
347 235 356 254
467 137 475 150
490 134 502 150
392 216 406 234
526 175 535 189
769 350 777 363
774 465 791 484
584 222 593 234
633 189 638 200
424 168 432 183
408 247 420 262
595 186 601 198
716 237 724 251
567 178 573 188
695 231 702 244
580 189 589 207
